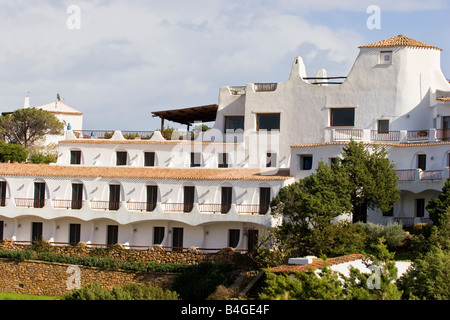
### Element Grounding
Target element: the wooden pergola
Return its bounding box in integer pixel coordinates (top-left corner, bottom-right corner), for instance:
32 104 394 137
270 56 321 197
152 104 218 134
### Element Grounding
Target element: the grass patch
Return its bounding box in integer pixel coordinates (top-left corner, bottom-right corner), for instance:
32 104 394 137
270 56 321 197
0 292 59 300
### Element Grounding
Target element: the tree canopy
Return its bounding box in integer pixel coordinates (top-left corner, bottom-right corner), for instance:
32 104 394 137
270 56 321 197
0 108 64 149
271 140 400 225
340 140 400 222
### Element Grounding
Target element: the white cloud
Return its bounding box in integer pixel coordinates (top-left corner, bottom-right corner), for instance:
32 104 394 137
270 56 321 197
0 0 446 130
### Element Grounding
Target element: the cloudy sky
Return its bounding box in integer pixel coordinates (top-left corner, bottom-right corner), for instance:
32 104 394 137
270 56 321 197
0 0 449 130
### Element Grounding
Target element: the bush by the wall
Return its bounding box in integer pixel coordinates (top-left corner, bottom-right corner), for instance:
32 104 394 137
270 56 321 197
0 249 33 261
172 263 234 300
63 282 179 300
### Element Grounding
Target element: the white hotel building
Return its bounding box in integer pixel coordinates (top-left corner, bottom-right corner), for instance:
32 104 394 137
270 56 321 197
0 35 449 251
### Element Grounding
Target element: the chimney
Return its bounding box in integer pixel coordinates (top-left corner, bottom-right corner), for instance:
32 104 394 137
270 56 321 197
288 255 317 265
24 93 30 108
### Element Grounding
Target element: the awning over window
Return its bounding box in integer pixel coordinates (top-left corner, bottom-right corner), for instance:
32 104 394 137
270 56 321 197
152 104 218 126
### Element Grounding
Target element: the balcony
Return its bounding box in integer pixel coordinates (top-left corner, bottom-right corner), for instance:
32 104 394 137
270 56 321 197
90 200 121 211
396 169 448 194
126 201 157 212
72 130 154 140
198 203 231 214
236 204 269 215
370 130 400 142
330 128 450 144
15 198 47 208
52 199 83 210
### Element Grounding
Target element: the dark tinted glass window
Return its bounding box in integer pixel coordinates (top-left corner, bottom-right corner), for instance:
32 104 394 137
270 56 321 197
70 150 81 165
330 108 355 126
257 114 280 131
224 116 244 132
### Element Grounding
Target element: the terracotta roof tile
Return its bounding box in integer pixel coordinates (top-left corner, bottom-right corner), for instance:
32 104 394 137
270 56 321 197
0 163 293 181
270 254 364 274
60 139 238 145
359 35 442 51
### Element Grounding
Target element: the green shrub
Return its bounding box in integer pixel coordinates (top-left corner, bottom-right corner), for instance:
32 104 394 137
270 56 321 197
0 249 33 261
29 152 57 164
172 263 234 300
63 282 179 300
355 222 406 251
111 283 179 300
35 251 191 273
0 141 28 163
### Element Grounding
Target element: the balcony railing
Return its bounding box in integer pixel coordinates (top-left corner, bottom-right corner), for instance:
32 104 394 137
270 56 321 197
15 198 47 208
236 204 269 215
420 170 443 181
52 199 83 210
407 130 430 141
90 200 121 211
254 83 277 92
126 201 156 212
370 130 400 142
397 169 416 181
162 202 188 213
334 129 363 141
198 203 230 214
436 129 450 140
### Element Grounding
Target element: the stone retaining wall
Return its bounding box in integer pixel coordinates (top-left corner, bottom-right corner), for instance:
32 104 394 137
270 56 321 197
0 240 250 266
0 258 179 296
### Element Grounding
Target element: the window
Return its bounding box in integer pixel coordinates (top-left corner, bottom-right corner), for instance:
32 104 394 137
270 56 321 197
330 108 355 127
183 186 195 213
31 222 43 242
329 157 340 167
378 120 389 133
416 199 425 218
69 224 81 245
266 153 277 168
172 227 184 251
116 151 127 166
382 207 394 217
0 181 6 207
224 116 244 132
34 182 46 208
107 225 119 245
190 153 201 167
70 150 81 165
257 113 280 131
299 155 313 170
218 153 229 168
71 183 83 209
146 185 158 212
221 187 232 214
417 154 426 171
0 221 4 241
380 51 392 64
153 227 165 245
109 184 121 211
228 229 240 248
144 152 155 167
259 188 271 214
247 229 259 254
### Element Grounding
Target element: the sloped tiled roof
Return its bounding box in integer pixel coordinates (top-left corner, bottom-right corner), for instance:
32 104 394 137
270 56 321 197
270 254 364 274
0 163 292 181
359 35 442 51
35 101 83 115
